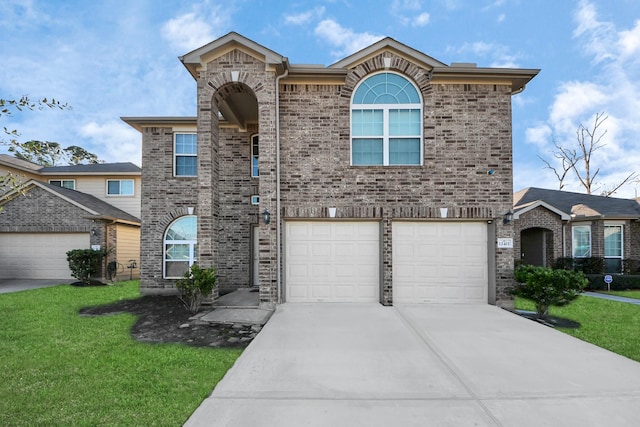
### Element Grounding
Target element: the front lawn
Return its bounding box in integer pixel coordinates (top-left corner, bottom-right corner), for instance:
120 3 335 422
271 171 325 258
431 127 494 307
0 281 241 426
515 295 640 362
600 290 640 300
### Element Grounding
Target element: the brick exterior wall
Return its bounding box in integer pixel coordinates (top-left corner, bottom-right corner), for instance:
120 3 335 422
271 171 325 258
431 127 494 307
141 50 513 307
514 206 640 270
139 126 200 294
138 48 518 308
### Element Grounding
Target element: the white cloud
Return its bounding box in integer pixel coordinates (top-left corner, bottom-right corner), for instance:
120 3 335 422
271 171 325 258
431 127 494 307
79 121 142 166
162 3 230 53
391 0 430 27
413 13 431 27
525 123 552 150
618 20 640 60
284 6 325 25
456 41 520 68
573 0 616 63
314 20 384 58
162 13 215 52
526 1 640 196
548 81 609 135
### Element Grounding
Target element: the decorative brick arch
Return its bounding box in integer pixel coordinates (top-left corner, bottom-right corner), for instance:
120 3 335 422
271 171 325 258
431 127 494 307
342 53 433 100
155 207 195 236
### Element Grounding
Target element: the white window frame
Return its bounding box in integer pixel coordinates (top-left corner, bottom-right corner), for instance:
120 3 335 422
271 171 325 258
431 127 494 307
251 195 260 205
572 224 592 258
174 133 198 177
251 134 259 178
48 179 75 190
163 215 198 279
106 179 134 196
350 72 423 166
604 222 624 273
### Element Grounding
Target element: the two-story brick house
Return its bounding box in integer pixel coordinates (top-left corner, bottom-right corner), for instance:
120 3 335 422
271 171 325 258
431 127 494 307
0 154 141 281
124 32 538 308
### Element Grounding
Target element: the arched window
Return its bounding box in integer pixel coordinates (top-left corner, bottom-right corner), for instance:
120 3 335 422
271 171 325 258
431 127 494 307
164 215 197 278
351 72 422 166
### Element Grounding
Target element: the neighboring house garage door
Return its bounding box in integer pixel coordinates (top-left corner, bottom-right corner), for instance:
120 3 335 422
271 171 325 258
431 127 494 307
393 222 488 304
285 221 380 302
0 233 90 280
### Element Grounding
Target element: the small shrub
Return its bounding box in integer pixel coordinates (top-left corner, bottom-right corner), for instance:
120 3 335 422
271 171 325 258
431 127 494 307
513 264 588 318
175 264 217 314
66 249 106 285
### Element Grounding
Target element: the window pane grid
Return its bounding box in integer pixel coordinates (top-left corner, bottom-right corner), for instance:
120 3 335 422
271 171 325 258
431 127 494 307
604 226 622 257
351 73 422 166
352 110 383 136
175 133 197 176
389 138 421 165
175 134 197 154
352 138 383 165
572 226 591 258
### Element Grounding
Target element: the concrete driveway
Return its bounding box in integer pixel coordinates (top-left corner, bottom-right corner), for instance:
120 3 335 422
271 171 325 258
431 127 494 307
185 303 640 427
0 279 67 294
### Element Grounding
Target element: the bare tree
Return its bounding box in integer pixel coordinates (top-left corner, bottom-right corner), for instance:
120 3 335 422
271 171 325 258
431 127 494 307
541 112 637 196
539 139 579 190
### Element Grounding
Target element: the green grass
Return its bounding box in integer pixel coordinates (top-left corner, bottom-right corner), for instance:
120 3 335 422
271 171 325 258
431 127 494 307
516 295 640 362
0 281 241 426
599 290 640 300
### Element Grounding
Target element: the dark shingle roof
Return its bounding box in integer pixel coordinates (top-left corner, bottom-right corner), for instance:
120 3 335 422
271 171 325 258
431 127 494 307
514 187 640 218
38 181 140 223
39 162 140 174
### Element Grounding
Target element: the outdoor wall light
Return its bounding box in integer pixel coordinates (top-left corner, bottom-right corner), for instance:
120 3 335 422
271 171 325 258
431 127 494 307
262 209 271 225
503 211 513 225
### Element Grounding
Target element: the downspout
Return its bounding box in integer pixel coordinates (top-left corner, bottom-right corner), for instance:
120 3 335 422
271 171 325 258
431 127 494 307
275 65 289 304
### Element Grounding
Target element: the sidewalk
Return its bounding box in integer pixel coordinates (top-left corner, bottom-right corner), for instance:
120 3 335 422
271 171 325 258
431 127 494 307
583 291 640 305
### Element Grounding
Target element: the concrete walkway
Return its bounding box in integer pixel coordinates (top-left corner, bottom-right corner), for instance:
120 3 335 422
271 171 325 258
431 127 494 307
583 291 640 305
185 303 640 427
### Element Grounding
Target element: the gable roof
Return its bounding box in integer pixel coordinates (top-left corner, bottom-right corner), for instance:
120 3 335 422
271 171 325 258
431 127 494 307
178 32 539 94
39 162 141 175
180 31 288 79
329 37 447 69
514 187 640 220
0 154 43 173
0 154 140 176
1 180 140 224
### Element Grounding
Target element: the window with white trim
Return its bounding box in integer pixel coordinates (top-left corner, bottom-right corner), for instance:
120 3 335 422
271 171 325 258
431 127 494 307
164 215 197 278
604 224 623 273
106 179 134 196
49 179 75 190
572 225 591 258
175 133 197 176
251 195 259 205
251 134 259 177
351 72 423 166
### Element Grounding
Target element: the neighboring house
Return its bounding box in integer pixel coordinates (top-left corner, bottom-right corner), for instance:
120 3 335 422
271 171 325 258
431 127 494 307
0 155 141 281
123 32 538 307
513 187 640 273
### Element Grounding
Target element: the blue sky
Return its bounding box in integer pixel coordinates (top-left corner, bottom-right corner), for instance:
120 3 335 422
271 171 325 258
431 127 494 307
2 0 640 196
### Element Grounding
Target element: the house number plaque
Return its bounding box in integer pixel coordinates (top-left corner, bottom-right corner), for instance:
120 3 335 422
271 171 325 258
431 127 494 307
497 238 513 249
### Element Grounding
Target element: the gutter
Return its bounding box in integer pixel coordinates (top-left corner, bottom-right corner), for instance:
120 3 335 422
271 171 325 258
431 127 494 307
275 64 289 304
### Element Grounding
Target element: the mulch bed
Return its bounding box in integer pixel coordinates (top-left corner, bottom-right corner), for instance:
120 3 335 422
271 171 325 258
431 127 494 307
80 295 257 348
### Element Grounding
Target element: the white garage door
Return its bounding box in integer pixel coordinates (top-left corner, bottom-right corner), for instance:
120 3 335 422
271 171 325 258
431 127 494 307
393 222 488 304
285 221 380 302
0 233 90 280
